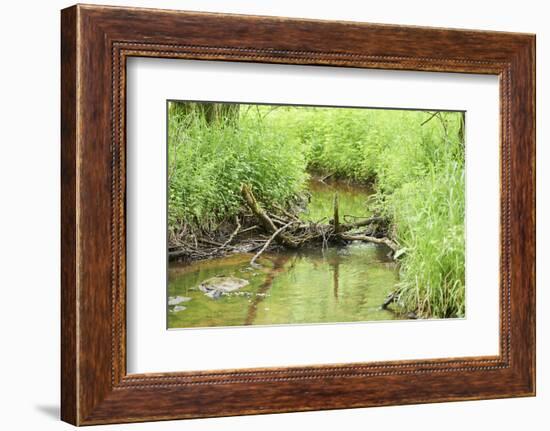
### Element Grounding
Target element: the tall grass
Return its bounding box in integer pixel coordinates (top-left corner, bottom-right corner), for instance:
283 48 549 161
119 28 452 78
265 107 466 318
382 160 465 318
168 103 308 235
168 102 465 318
375 115 465 318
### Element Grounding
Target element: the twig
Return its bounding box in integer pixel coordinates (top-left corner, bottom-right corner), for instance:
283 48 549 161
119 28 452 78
273 204 301 221
270 214 290 225
421 111 439 126
320 172 335 182
237 225 259 235
250 221 296 267
217 215 241 250
381 290 398 309
339 233 399 253
241 184 299 248
341 215 388 230
197 237 226 248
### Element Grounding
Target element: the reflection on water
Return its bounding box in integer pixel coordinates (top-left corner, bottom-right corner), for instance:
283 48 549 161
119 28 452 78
168 178 400 329
302 178 374 222
168 244 399 329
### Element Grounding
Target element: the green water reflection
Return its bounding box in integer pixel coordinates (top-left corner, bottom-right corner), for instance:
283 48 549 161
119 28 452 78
302 178 373 222
168 243 399 328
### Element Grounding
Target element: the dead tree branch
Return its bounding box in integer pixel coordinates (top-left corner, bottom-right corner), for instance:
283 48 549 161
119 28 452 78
241 184 299 248
338 233 399 252
217 215 241 250
333 193 340 233
250 221 296 267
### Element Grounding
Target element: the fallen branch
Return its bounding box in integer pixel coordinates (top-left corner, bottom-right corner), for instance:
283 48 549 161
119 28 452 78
241 184 299 248
241 184 277 231
320 172 335 182
338 233 399 253
169 184 399 264
250 221 296 267
341 215 388 230
381 291 398 309
237 225 259 235
217 215 241 250
273 204 301 221
197 237 225 247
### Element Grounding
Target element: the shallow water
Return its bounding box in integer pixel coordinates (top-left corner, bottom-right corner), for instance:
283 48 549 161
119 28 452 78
302 178 374 222
168 179 400 329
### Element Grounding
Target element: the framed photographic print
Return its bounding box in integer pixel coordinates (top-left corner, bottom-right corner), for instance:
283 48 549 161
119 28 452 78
61 4 536 425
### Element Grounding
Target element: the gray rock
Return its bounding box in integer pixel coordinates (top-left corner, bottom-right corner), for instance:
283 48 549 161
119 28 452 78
168 296 192 306
198 276 249 299
171 305 187 312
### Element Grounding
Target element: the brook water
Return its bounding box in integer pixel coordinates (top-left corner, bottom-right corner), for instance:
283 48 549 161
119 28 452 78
168 179 400 329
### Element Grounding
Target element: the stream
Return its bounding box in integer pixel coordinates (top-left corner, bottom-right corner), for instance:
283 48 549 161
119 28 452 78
168 178 400 329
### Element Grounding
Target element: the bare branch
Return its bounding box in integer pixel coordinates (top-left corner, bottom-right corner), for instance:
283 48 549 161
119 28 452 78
250 221 296 267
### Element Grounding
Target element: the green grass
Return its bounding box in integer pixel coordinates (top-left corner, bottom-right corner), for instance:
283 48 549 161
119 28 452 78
267 107 466 318
382 161 465 318
168 102 465 318
168 103 308 235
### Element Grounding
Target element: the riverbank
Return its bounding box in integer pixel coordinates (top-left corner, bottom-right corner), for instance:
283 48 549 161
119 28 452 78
169 177 392 265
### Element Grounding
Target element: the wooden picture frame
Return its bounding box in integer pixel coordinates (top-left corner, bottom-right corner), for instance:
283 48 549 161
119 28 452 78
61 4 536 425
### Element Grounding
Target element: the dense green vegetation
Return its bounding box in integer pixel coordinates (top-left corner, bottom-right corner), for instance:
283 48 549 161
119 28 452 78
168 102 465 318
168 103 308 233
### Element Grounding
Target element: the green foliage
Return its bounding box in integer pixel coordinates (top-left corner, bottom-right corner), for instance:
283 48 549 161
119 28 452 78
168 103 308 234
268 108 465 318
373 114 466 318
382 161 465 318
267 107 389 182
168 102 465 318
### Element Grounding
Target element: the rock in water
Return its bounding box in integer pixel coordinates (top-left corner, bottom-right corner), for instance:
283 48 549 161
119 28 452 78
168 296 192 306
198 276 249 299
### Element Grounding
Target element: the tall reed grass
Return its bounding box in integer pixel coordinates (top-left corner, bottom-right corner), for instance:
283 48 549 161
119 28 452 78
168 103 308 235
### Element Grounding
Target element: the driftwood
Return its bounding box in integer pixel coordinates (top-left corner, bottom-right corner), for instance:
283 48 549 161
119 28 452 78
237 225 259 235
217 215 241 249
169 185 400 263
339 233 399 252
240 183 400 257
273 204 300 222
241 184 299 248
319 171 335 182
250 221 296 267
382 291 398 309
341 216 387 230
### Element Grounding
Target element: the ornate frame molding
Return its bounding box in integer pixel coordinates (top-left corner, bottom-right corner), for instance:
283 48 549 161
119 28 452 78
61 5 535 425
